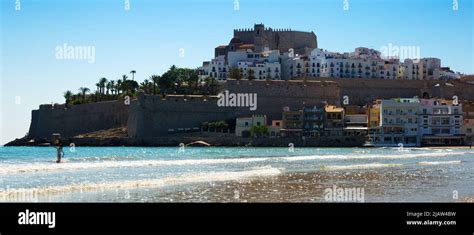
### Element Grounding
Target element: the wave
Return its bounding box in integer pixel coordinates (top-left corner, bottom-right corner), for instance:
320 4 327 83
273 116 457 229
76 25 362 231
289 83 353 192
280 152 463 161
0 166 281 199
418 160 462 165
321 163 403 171
0 157 269 175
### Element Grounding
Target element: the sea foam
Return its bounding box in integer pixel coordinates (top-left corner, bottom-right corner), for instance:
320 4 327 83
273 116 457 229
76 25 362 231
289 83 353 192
0 166 281 199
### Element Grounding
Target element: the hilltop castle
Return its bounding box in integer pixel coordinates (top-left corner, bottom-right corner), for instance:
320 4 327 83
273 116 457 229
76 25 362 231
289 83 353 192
202 23 460 81
215 23 318 58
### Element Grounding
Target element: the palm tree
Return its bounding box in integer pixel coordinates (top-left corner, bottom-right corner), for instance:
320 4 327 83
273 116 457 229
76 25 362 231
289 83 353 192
229 67 242 80
95 83 100 93
116 80 123 94
204 76 217 95
157 73 174 98
106 81 112 95
247 69 255 81
63 90 73 105
150 75 160 95
140 79 152 94
99 77 107 94
130 70 136 81
122 75 128 82
109 80 116 95
78 87 90 102
125 80 139 95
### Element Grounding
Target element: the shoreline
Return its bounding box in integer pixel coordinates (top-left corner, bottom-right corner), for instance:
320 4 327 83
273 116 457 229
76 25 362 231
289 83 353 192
3 140 472 149
4 132 472 149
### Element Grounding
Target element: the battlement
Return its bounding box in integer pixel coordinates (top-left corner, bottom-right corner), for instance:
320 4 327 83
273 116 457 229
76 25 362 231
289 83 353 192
222 23 318 56
233 28 294 33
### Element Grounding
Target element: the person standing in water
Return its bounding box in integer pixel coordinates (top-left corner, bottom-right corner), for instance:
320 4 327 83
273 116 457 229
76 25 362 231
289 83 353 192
55 143 64 163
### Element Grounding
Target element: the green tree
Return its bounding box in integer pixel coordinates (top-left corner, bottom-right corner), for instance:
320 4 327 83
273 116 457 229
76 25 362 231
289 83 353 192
247 69 255 81
157 70 175 97
78 87 90 102
106 81 113 95
150 75 160 95
109 80 116 95
181 68 199 94
208 122 216 132
140 79 153 94
122 80 139 96
229 67 242 80
116 80 123 94
63 90 73 105
99 77 107 94
215 121 229 132
250 125 269 137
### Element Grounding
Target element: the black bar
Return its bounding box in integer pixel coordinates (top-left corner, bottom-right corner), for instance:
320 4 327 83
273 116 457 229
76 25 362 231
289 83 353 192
0 203 472 234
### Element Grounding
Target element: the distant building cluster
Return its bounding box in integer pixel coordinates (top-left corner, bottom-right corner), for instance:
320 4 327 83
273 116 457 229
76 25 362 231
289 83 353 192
235 98 474 147
199 24 461 81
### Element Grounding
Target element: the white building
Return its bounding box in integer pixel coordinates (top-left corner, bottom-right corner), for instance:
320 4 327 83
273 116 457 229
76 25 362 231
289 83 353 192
200 55 228 81
200 45 455 81
368 98 420 147
400 58 442 80
235 115 267 137
419 98 464 145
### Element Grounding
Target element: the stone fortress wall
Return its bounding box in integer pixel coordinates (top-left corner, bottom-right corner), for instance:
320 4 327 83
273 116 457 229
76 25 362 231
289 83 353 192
28 100 129 139
216 24 318 57
317 78 474 105
23 79 474 141
233 26 318 53
127 80 340 137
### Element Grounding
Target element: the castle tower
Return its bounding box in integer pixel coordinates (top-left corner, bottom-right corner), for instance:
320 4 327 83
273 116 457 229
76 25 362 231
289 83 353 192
254 23 266 53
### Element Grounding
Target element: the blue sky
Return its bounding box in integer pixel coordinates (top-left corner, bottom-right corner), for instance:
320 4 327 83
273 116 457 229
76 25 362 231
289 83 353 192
1 0 473 144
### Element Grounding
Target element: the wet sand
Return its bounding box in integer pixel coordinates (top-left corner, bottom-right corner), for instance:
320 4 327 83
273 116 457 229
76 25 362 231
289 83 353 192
146 169 473 203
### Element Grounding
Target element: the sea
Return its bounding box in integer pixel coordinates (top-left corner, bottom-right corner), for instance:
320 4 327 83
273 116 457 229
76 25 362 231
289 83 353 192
0 146 473 202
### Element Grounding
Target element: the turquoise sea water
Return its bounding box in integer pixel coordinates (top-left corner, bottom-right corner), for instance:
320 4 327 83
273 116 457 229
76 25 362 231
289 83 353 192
0 146 473 202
